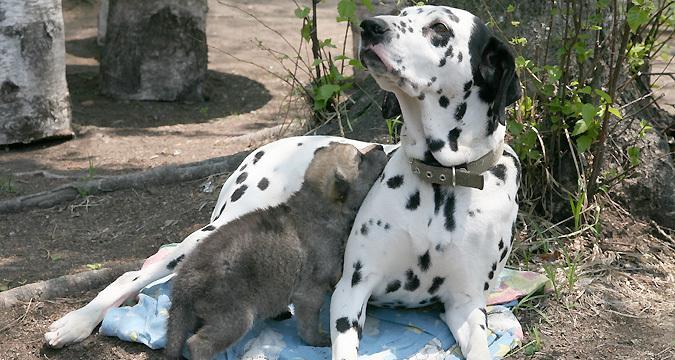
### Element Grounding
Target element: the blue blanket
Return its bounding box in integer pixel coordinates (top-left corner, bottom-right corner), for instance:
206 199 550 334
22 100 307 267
99 267 548 359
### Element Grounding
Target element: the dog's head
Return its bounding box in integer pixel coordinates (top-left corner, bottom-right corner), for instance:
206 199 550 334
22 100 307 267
359 5 520 166
306 143 387 209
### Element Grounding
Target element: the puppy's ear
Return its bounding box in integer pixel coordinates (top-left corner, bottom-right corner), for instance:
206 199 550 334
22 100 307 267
479 37 521 125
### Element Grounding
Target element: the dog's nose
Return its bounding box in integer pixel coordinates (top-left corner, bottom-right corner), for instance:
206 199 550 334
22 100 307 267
360 18 390 44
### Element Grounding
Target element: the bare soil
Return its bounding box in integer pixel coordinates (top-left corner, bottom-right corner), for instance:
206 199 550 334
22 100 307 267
1 1 674 359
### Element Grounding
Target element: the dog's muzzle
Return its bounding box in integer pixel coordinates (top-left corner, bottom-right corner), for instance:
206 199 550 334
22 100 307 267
360 18 390 46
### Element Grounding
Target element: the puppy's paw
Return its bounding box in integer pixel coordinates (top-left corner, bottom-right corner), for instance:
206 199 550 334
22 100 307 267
300 331 331 347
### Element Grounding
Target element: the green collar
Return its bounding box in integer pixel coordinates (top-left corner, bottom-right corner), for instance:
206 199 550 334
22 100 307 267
409 142 504 190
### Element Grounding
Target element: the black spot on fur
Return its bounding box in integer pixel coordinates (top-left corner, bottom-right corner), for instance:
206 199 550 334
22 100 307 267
439 57 447 67
132 276 139 281
385 280 401 293
498 238 504 250
167 254 185 270
384 223 391 230
443 8 460 22
432 184 446 214
426 137 445 152
377 220 382 226
428 276 445 294
406 190 421 210
447 128 462 151
490 164 507 182
418 251 431 271
439 95 449 108
369 219 374 225
418 93 426 100
236 172 248 184
336 317 351 333
503 150 522 185
239 163 247 172
464 81 473 92
257 177 269 190
457 51 463 62
202 225 216 232
417 8 423 13
464 90 472 99
387 175 404 189
351 261 363 287
297 142 303 146
500 247 509 262
360 223 369 235
404 269 420 291
230 185 248 202
444 46 454 59
253 151 265 164
455 102 467 120
488 271 495 279
431 76 437 83
352 320 363 340
443 193 456 231
480 324 486 330
401 10 408 16
492 262 497 271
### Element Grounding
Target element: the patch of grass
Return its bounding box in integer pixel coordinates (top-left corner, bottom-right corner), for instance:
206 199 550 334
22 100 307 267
385 116 402 144
0 175 16 193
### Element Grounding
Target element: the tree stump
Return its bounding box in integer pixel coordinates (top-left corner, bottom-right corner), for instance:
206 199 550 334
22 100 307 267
100 0 208 101
0 0 73 145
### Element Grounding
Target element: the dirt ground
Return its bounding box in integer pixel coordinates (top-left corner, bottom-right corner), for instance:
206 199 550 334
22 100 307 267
1 1 674 359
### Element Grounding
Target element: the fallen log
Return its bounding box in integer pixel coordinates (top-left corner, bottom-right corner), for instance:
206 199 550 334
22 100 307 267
0 260 143 308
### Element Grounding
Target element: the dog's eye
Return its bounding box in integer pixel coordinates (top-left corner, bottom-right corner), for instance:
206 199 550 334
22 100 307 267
431 23 449 33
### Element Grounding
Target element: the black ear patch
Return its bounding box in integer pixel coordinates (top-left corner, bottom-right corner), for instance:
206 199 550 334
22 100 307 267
469 19 521 129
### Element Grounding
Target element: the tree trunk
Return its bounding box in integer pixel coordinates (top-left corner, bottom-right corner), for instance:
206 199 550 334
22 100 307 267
100 0 208 101
0 0 73 145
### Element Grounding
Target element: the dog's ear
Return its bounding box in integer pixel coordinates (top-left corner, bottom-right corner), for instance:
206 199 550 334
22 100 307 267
479 36 521 125
382 91 402 119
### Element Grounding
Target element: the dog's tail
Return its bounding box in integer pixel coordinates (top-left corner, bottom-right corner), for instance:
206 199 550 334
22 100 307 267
165 298 198 359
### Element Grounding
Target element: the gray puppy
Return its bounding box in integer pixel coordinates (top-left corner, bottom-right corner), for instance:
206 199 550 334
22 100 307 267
165 143 387 360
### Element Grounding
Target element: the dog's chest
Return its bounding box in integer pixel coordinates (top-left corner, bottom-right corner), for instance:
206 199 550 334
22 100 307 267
360 150 519 307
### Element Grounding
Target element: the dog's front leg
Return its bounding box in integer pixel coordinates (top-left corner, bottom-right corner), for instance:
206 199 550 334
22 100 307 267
44 229 205 348
442 297 491 360
330 273 379 360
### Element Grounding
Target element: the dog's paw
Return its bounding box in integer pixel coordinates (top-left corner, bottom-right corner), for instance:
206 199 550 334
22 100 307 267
44 307 100 348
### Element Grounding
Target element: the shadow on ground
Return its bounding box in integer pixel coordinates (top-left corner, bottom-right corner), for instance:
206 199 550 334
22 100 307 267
66 64 272 128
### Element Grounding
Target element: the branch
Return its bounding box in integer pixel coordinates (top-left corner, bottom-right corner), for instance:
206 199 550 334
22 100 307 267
0 260 143 309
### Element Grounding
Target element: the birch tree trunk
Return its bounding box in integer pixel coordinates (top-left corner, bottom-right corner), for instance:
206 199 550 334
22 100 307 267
0 0 73 145
100 0 208 101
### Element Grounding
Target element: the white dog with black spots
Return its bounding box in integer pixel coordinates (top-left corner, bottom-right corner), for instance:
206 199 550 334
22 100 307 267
329 5 521 360
45 5 520 360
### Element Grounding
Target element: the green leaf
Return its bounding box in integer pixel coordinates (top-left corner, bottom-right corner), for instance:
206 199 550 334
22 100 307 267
360 0 374 13
627 6 650 33
294 7 310 18
627 146 641 166
301 22 312 41
337 0 357 22
576 134 594 153
581 103 597 123
572 119 588 136
507 4 516 12
594 89 612 104
311 58 324 67
315 84 341 101
511 21 520 27
86 263 103 270
608 106 623 119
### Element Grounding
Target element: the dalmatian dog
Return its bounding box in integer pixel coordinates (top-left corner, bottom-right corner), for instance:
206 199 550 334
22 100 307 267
44 136 397 348
329 5 521 360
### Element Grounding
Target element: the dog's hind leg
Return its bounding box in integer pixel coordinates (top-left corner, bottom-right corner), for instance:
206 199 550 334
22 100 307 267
442 297 491 360
44 229 207 348
330 273 379 360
